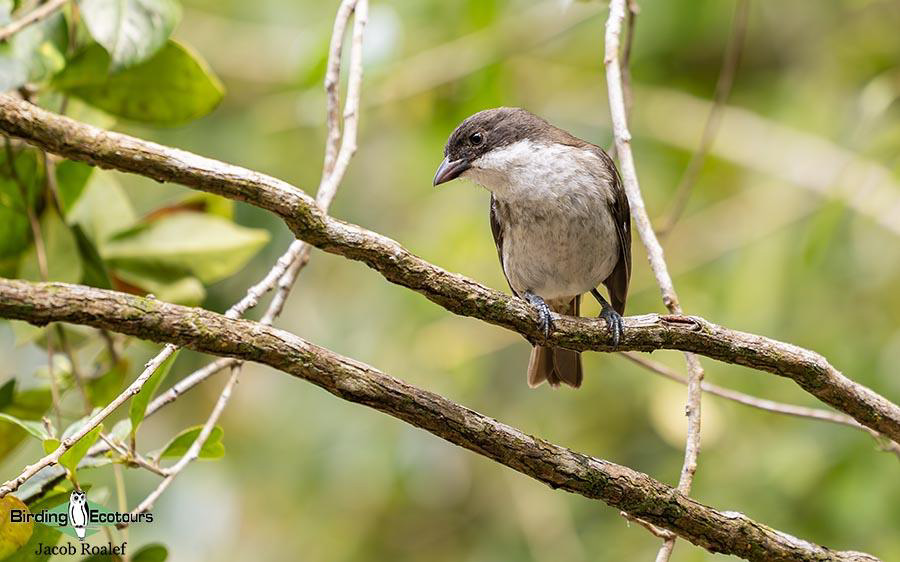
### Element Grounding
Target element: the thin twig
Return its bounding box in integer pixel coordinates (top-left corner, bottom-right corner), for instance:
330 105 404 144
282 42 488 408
619 352 900 459
657 0 749 236
98 432 166 477
604 2 705 559
0 0 69 42
120 366 240 523
0 344 175 496
124 0 369 517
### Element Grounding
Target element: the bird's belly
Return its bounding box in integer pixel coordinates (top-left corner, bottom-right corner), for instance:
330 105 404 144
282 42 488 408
502 201 619 301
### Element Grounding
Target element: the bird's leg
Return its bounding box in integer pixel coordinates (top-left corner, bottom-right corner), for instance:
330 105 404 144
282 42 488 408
591 288 624 347
523 290 554 339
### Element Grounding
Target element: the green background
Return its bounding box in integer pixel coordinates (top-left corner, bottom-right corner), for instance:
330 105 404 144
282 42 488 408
1 0 899 560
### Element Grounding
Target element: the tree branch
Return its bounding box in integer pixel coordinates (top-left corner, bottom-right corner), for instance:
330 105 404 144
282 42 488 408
0 96 897 445
0 0 68 43
0 278 880 562
604 2 705 558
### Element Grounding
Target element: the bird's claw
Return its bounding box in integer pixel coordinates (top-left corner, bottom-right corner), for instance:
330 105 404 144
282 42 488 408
600 306 624 347
536 301 555 338
524 291 555 339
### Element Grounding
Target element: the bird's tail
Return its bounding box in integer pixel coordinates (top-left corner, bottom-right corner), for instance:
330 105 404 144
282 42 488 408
526 296 582 388
75 525 85 540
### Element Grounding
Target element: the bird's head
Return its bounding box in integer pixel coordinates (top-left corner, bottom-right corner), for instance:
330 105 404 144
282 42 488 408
433 107 555 195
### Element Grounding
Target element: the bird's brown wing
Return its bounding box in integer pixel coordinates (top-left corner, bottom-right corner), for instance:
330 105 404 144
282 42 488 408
598 150 632 315
490 194 519 297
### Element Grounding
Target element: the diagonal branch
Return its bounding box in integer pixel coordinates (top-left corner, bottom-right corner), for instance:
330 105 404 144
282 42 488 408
0 0 69 42
0 279 880 562
0 96 897 445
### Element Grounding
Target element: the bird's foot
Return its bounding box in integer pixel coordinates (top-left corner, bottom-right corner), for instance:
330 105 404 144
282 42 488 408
523 291 555 339
599 304 624 348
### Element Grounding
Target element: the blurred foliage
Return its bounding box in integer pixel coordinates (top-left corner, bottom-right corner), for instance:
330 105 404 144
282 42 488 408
1 0 899 561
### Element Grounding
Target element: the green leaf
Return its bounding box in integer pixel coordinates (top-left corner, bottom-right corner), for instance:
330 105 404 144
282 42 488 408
72 224 113 289
86 359 127 407
53 40 224 126
58 423 103 475
156 425 224 460
0 496 34 559
54 160 93 215
110 269 205 305
0 387 52 462
103 213 269 284
0 148 41 262
69 169 136 245
80 0 181 69
132 543 168 562
128 351 177 437
18 210 83 284
0 413 51 442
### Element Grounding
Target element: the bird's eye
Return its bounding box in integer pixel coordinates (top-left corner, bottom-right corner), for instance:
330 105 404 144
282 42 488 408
470 132 484 146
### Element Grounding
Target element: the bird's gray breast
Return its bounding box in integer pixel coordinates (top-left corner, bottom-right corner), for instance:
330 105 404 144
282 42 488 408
495 184 619 301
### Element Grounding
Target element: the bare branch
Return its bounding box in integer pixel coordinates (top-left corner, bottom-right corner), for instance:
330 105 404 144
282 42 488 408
123 366 240 521
0 340 175 497
604 1 706 558
0 279 880 562
619 352 900 460
122 0 369 516
0 0 68 43
0 97 897 444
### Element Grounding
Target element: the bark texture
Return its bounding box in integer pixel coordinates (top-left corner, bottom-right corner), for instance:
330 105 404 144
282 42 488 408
0 96 897 445
0 278 879 562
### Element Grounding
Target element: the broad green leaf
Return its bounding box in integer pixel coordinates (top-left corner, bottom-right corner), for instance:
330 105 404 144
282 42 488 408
58 423 103 475
86 359 127 407
0 12 66 91
0 148 41 261
132 543 168 562
53 40 224 126
54 160 93 215
0 387 52 462
155 425 224 460
0 496 33 559
103 213 269 284
72 224 113 289
69 169 136 245
0 413 51 442
128 351 177 436
18 211 83 284
80 0 181 69
110 269 205 305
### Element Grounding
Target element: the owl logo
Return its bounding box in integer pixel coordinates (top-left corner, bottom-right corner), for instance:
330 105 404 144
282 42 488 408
68 490 88 541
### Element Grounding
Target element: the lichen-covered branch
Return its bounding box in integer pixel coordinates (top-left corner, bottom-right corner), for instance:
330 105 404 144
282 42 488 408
0 278 880 562
0 96 898 446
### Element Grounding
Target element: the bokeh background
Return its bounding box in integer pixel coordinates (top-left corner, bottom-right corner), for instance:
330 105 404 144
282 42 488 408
2 0 900 560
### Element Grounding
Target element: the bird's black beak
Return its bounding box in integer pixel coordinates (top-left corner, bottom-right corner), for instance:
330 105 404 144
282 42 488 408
433 156 470 186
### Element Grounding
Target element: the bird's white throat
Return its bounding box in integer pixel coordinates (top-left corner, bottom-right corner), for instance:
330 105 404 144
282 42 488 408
462 139 608 201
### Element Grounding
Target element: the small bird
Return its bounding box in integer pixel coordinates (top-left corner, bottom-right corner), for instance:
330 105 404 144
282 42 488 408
434 108 631 388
